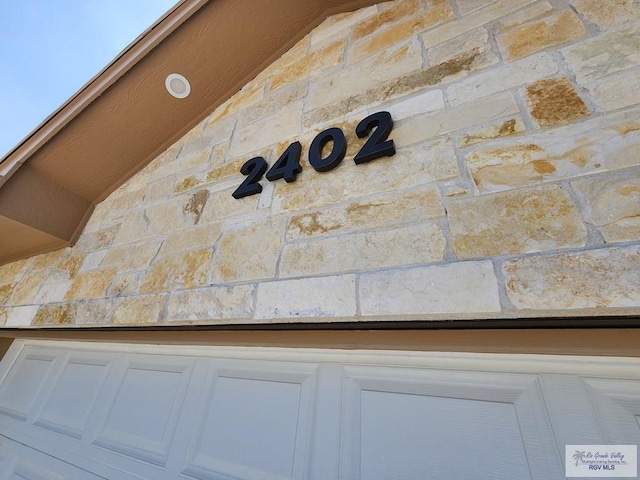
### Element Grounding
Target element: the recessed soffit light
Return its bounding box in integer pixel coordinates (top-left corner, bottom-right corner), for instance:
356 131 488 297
165 73 191 99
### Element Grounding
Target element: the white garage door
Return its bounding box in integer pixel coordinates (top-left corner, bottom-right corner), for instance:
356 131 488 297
0 340 638 479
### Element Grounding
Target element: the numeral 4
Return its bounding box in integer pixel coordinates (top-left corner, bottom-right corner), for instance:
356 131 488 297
266 141 302 183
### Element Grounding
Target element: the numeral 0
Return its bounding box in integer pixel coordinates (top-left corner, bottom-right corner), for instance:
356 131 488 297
232 111 396 199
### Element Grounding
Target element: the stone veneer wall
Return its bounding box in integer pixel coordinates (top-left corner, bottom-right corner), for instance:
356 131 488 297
1 0 639 327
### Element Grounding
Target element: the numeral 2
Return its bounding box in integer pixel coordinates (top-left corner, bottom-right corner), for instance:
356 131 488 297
232 156 268 199
353 111 395 165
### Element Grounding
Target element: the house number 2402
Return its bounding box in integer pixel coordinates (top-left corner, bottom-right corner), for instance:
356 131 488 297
232 111 396 199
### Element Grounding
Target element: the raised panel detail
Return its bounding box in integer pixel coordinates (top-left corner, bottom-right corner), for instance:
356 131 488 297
340 366 561 480
0 349 61 421
93 356 194 467
34 353 115 439
183 363 317 480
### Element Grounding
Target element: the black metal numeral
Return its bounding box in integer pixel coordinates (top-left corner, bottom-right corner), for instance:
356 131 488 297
353 111 396 165
266 141 302 183
232 156 268 199
308 127 347 172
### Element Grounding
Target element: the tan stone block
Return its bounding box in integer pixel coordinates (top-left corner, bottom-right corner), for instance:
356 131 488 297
0 283 14 304
569 0 640 28
113 294 165 324
352 0 423 41
75 299 115 324
140 247 213 293
427 27 491 65
466 109 640 192
422 0 537 48
449 185 587 258
167 285 255 321
210 218 285 283
144 176 175 205
497 10 587 61
255 34 310 83
587 68 640 112
394 92 519 146
456 0 499 17
107 272 145 298
181 116 235 162
6 273 42 306
525 77 590 127
200 186 259 224
3 305 39 326
206 83 263 125
385 89 445 121
0 258 30 284
254 275 357 319
160 223 223 257
504 246 640 309
447 52 558 105
241 81 308 128
230 101 303 157
101 239 163 271
29 249 65 271
310 6 378 48
459 117 526 147
74 225 120 253
349 5 455 64
183 189 210 225
572 170 640 244
52 255 85 281
308 39 423 111
0 309 7 326
79 250 108 272
270 40 346 91
359 261 501 315
287 186 443 241
33 303 77 326
65 269 118 300
493 1 555 30
280 223 446 277
33 281 72 304
272 137 459 213
562 25 640 84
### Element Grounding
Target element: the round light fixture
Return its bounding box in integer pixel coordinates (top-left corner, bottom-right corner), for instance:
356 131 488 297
165 73 191 99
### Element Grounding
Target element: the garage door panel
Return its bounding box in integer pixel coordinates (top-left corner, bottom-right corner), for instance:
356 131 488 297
0 348 65 422
181 361 318 480
91 355 195 468
32 352 116 440
340 367 562 480
584 378 640 446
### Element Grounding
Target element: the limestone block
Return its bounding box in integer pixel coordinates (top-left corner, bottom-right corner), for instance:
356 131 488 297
394 92 519 146
0 283 13 304
206 82 263 125
422 0 537 48
112 294 165 324
74 225 120 254
230 102 303 157
310 6 378 48
3 306 39 327
359 261 501 315
6 274 44 306
180 115 235 160
280 223 446 277
80 250 108 272
286 185 444 241
352 0 423 41
447 52 558 105
493 0 554 29
65 269 118 301
32 303 76 326
101 239 163 272
496 10 587 61
456 0 500 17
241 81 308 128
49 255 85 282
199 187 259 224
210 218 285 283
349 4 455 64
466 109 640 192
572 170 640 243
270 40 346 91
384 89 445 120
75 299 116 324
504 246 640 309
159 223 222 257
255 35 311 83
140 247 213 293
448 185 587 258
569 0 640 28
107 272 145 297
167 284 255 321
525 77 590 127
427 27 494 66
143 176 174 205
308 39 423 111
459 117 526 147
586 68 640 112
0 258 30 284
562 25 640 83
254 275 357 319
33 281 71 304
28 249 65 272
272 137 458 213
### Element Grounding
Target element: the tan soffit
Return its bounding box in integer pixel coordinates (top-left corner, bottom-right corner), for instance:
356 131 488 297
0 0 380 265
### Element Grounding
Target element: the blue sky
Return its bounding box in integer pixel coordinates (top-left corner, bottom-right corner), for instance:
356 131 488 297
0 0 177 158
